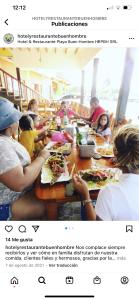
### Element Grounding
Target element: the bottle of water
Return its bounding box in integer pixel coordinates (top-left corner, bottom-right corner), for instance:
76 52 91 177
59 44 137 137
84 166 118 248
56 116 61 131
63 112 69 126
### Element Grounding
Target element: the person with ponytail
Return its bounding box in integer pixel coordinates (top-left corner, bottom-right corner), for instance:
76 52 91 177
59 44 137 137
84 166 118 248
73 125 139 220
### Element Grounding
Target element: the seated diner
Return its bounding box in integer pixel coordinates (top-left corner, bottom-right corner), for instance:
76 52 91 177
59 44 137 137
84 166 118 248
80 97 105 126
0 97 50 221
95 113 111 142
73 124 139 221
56 100 79 119
19 115 47 159
27 99 48 127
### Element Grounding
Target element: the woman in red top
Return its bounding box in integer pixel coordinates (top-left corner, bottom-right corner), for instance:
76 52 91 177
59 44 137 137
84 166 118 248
57 101 77 118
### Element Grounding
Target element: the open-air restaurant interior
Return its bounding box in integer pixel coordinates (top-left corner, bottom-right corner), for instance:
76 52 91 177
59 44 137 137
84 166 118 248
0 47 139 221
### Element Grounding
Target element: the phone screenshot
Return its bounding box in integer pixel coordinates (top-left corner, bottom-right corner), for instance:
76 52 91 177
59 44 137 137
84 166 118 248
0 1 139 299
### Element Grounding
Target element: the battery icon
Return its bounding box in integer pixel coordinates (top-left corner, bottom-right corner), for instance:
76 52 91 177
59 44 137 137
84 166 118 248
123 5 132 9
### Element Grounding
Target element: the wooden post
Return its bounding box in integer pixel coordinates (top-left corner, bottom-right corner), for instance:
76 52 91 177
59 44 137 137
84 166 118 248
16 67 22 111
80 70 85 105
49 80 52 101
16 67 21 82
91 58 99 98
116 48 136 121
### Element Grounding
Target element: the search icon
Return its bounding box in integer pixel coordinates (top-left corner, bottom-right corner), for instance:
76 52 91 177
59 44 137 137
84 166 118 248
38 276 46 284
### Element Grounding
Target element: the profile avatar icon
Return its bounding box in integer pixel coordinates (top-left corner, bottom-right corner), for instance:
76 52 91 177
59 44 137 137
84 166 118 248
120 276 129 284
3 33 14 44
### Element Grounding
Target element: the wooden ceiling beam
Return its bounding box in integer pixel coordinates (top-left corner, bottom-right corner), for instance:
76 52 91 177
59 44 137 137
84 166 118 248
65 48 68 54
74 48 79 55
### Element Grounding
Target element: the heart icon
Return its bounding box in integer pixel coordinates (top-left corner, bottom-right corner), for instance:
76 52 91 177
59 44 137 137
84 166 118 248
5 225 13 232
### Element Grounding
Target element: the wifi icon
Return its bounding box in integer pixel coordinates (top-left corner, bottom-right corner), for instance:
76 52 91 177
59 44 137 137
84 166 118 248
32 225 40 232
107 6 113 10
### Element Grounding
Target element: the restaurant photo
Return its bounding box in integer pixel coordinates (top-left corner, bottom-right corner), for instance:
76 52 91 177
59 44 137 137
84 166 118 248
0 47 139 221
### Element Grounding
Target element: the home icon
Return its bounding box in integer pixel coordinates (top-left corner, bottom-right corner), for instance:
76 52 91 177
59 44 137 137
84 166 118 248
10 277 19 285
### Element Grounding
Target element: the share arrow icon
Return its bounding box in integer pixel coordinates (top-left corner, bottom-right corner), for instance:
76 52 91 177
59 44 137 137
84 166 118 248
32 225 40 232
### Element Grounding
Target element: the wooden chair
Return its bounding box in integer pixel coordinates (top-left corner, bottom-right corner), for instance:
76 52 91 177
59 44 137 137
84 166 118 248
114 117 132 128
70 102 79 114
109 113 116 133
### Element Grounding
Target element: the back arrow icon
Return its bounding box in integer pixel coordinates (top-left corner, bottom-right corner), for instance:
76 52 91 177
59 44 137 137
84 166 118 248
4 19 8 25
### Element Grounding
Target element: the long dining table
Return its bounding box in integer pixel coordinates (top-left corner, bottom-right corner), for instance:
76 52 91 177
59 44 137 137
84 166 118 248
35 136 114 220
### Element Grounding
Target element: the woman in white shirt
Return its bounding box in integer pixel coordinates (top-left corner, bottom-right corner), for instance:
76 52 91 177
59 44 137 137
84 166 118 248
27 98 49 126
0 97 50 220
27 99 39 115
73 125 139 221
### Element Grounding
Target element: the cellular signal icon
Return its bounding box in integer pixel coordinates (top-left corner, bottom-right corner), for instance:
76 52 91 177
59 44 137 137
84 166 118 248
32 225 40 232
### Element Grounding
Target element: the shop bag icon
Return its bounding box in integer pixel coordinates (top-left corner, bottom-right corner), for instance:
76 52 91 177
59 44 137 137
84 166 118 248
93 276 101 284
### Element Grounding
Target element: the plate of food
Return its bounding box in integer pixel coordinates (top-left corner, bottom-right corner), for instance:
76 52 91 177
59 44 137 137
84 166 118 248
41 154 70 185
96 145 114 158
77 119 86 126
79 167 120 190
45 141 71 155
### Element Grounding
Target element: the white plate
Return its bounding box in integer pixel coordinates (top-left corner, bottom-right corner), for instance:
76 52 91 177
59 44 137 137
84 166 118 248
80 168 121 191
96 146 114 158
44 141 59 150
44 141 71 154
41 161 70 184
77 120 86 126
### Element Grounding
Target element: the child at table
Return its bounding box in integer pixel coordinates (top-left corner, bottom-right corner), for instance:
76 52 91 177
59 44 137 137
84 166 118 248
56 101 79 119
95 113 111 142
19 115 47 159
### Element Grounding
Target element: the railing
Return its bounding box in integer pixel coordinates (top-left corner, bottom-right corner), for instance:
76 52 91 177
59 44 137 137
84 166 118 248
0 68 46 109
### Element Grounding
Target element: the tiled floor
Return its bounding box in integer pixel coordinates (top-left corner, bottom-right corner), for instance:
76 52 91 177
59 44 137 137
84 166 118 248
58 202 81 221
